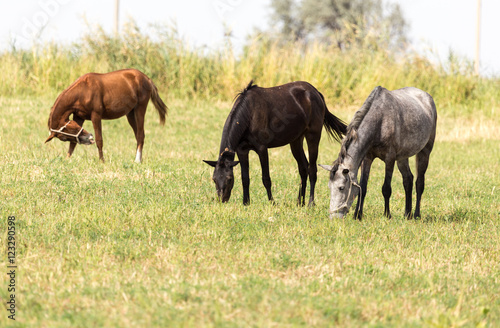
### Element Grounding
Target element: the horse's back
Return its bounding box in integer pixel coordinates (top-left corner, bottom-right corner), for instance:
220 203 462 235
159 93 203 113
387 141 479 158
391 87 436 120
71 69 152 118
372 87 437 159
251 81 325 122
234 81 326 148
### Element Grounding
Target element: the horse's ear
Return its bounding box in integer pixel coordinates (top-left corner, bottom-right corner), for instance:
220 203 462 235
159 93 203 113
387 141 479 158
45 133 55 143
319 164 333 171
229 161 239 167
203 160 217 167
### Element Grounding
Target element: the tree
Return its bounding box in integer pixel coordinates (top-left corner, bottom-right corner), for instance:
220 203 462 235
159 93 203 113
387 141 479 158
269 0 408 50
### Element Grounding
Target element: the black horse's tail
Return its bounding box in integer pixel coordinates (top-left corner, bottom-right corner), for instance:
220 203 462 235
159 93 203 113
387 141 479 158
324 109 347 142
317 91 347 142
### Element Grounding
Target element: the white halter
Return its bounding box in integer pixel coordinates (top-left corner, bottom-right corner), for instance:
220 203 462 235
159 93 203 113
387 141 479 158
329 174 362 215
50 121 84 144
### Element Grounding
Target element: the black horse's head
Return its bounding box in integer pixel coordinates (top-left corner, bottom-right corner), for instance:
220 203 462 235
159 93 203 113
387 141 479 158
204 150 239 202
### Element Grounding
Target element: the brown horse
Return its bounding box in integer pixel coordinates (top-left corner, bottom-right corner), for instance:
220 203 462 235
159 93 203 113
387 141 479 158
45 69 168 162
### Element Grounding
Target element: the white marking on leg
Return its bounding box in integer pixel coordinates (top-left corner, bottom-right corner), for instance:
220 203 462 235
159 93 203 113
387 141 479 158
135 150 142 163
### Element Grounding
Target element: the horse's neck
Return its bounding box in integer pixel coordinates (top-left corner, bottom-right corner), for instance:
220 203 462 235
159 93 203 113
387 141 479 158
343 132 373 174
50 105 72 128
218 118 246 154
50 94 76 128
218 134 238 155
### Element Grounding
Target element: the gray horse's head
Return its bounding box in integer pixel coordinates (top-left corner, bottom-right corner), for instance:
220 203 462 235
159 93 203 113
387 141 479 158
320 162 360 219
204 151 239 203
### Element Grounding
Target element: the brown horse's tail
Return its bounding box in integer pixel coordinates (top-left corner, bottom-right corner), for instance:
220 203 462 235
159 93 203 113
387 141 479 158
149 79 168 125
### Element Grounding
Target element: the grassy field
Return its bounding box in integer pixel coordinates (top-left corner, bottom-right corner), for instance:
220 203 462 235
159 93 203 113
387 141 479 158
0 91 499 327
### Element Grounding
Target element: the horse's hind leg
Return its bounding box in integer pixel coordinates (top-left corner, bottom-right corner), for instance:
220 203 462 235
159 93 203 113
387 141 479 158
126 110 140 162
414 144 433 219
132 103 147 163
290 138 308 206
305 132 321 207
68 116 85 158
397 158 414 219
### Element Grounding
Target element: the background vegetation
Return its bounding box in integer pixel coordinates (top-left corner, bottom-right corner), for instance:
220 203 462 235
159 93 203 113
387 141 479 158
0 20 498 119
0 8 499 327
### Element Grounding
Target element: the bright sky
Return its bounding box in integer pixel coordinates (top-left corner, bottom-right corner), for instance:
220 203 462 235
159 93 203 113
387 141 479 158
1 0 499 76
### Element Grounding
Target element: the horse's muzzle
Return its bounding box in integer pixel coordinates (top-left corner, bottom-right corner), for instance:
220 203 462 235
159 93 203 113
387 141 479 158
80 134 95 145
329 211 346 219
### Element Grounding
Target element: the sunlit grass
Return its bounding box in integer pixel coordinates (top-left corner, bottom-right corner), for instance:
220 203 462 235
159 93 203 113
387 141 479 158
0 93 499 327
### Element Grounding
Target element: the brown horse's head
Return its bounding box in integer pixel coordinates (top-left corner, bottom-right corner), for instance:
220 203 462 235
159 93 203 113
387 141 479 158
45 120 95 145
203 150 239 202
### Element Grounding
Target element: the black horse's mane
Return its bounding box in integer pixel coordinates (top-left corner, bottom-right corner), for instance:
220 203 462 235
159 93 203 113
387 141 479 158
233 80 258 102
219 80 258 156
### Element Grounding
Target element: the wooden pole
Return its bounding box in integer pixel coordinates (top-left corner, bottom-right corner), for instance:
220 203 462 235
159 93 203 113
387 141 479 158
475 0 481 75
114 0 120 36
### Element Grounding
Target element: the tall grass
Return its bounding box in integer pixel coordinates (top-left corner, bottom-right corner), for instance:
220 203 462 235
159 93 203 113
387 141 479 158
0 21 498 117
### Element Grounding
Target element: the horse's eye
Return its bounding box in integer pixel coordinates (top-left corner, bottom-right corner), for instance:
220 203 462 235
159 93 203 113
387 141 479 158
339 186 345 191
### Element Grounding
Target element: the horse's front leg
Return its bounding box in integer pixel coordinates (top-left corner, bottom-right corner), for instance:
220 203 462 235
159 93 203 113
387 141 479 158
354 157 373 220
68 116 85 158
257 148 274 203
67 142 77 158
237 150 251 205
91 113 104 162
382 157 396 218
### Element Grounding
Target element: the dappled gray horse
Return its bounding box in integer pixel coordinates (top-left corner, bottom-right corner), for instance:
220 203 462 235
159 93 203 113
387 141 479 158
320 86 437 220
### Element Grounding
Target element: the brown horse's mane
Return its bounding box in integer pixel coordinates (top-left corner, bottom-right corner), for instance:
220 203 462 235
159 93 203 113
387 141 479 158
338 86 382 163
48 76 86 127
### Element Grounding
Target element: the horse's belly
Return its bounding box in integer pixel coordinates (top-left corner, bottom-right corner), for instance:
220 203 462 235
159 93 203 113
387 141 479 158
395 132 431 159
102 111 131 120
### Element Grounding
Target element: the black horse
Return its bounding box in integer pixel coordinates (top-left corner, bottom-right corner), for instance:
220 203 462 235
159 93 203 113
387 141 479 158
204 80 347 206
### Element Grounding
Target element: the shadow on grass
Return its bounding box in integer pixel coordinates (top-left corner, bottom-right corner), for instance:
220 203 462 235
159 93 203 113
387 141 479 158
422 207 480 223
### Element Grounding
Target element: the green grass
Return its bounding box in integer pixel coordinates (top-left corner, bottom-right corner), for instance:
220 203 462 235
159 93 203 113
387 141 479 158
0 93 499 327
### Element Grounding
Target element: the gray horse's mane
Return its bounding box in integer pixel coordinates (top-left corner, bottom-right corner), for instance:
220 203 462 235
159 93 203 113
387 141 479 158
339 86 382 162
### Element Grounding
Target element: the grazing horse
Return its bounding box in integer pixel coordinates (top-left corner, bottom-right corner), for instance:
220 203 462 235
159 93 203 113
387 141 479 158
204 80 347 206
45 69 168 162
320 86 437 220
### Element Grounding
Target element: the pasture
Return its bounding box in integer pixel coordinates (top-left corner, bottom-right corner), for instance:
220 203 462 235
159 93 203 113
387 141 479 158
0 92 499 327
